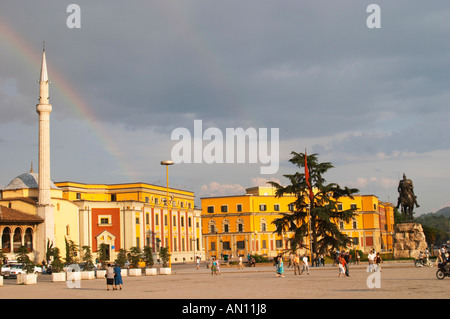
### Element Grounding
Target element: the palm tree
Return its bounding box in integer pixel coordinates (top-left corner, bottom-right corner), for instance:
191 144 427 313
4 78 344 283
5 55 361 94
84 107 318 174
269 151 359 256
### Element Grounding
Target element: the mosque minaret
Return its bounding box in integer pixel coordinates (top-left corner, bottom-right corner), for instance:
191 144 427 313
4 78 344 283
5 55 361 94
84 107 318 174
35 44 55 258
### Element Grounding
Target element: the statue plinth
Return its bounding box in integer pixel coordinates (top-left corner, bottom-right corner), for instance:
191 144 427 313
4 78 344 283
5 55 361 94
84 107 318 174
393 223 427 259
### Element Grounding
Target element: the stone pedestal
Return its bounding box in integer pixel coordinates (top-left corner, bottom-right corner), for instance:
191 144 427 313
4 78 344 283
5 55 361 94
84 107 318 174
393 223 428 259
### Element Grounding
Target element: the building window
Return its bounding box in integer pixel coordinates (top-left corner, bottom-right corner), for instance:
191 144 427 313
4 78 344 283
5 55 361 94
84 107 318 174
25 228 33 252
350 204 357 210
173 216 176 226
164 215 168 226
276 240 283 248
76 193 81 200
223 219 230 233
146 213 149 224
223 241 231 250
259 204 267 211
236 218 244 232
274 204 280 211
154 198 159 205
352 218 358 229
339 221 344 229
211 242 216 251
111 194 116 201
237 241 245 249
221 205 228 213
181 216 184 227
207 206 214 213
155 214 159 225
237 204 242 212
288 204 295 211
337 203 343 211
2 227 11 253
262 240 267 249
99 215 111 226
188 217 192 227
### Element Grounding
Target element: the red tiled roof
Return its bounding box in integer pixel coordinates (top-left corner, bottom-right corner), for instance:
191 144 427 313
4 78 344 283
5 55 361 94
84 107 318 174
0 206 44 224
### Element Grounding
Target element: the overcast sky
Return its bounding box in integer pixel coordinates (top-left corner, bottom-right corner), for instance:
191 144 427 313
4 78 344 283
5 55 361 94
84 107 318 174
0 1 449 214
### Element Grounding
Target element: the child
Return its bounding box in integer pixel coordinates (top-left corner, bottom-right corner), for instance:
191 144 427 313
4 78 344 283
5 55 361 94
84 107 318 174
338 256 346 278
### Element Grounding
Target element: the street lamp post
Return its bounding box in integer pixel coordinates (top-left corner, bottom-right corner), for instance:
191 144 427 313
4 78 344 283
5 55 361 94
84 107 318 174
161 160 174 267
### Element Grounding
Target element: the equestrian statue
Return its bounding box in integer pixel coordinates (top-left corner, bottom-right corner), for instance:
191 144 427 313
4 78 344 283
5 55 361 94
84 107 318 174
396 173 420 221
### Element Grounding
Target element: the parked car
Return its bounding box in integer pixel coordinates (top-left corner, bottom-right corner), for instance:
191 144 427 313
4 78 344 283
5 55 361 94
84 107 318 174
1 263 42 278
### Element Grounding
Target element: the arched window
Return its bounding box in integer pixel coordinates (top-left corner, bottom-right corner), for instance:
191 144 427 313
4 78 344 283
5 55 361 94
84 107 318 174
13 228 22 252
25 228 33 252
208 220 217 234
236 218 244 233
222 219 230 233
260 218 267 232
2 227 11 253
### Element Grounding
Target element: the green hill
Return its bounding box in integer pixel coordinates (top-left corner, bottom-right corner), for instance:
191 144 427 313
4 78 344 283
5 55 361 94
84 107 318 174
415 207 450 245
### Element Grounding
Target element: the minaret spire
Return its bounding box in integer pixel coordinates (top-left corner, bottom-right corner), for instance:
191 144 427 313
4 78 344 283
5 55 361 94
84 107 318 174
35 43 54 261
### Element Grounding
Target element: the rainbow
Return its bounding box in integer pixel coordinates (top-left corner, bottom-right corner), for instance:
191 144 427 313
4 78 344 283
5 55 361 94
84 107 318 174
0 18 138 181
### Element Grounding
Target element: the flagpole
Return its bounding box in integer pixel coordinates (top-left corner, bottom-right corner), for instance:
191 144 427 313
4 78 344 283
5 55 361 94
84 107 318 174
305 149 312 263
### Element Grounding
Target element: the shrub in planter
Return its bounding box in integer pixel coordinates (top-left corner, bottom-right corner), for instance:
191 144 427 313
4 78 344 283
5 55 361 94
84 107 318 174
50 247 66 282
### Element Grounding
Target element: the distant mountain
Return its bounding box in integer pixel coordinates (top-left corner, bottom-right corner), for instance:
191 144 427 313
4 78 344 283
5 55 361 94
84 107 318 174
435 206 450 218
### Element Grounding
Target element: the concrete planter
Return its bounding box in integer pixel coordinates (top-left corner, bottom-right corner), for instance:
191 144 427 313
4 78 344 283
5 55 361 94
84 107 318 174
96 270 106 279
81 271 96 280
159 267 171 275
51 272 66 282
145 268 157 276
121 269 128 277
0 275 3 286
17 273 37 285
128 268 142 277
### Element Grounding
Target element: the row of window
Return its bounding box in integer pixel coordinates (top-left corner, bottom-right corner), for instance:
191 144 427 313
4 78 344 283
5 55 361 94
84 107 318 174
210 239 285 251
1 227 34 253
207 203 364 214
75 192 192 208
98 213 199 228
207 203 294 214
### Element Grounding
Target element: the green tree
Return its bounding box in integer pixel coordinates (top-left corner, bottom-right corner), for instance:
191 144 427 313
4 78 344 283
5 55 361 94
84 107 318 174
81 246 95 271
16 246 35 273
143 246 154 268
269 151 359 255
115 249 127 268
159 247 171 268
98 243 109 264
50 247 65 273
65 238 79 265
129 246 142 268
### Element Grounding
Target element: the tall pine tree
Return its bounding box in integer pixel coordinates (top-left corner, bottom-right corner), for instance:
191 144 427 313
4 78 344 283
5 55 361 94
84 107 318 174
269 151 359 255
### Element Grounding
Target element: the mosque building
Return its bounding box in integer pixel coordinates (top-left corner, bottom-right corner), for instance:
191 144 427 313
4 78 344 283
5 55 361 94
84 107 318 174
0 47 202 265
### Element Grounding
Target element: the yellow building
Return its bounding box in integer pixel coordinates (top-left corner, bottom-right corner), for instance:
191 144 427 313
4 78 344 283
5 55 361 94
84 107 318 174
0 169 80 261
201 186 395 260
55 181 203 263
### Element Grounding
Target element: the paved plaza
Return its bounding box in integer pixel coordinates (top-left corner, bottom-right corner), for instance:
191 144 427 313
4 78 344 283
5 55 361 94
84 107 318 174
0 262 448 300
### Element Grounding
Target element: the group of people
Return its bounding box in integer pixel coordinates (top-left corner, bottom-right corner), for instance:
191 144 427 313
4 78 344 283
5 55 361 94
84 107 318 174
210 257 221 275
276 253 310 277
367 250 383 273
105 263 124 291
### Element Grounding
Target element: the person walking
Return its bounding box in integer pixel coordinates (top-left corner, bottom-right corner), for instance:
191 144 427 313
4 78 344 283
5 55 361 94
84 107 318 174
375 252 383 272
113 263 123 290
367 250 376 272
338 256 346 278
105 263 115 291
238 256 243 270
301 254 310 275
343 251 350 277
275 256 285 277
210 258 217 275
216 258 221 275
293 254 300 275
196 256 200 270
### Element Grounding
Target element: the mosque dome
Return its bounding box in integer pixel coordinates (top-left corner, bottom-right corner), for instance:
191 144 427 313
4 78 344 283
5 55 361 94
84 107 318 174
3 171 58 190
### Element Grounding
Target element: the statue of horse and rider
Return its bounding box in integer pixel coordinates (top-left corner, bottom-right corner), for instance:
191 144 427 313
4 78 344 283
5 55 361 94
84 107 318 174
396 173 420 221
